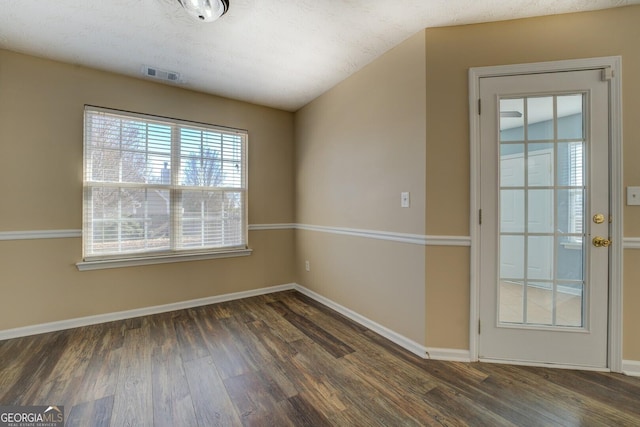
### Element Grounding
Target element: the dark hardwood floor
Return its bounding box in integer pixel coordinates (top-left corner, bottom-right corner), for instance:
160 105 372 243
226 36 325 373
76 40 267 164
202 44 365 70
1 290 639 426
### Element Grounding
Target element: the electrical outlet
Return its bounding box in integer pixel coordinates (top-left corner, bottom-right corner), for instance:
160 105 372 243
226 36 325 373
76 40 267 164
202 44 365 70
305 260 310 272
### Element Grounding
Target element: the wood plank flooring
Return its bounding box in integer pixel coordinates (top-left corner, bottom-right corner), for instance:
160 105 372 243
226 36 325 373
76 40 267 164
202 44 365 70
1 290 639 426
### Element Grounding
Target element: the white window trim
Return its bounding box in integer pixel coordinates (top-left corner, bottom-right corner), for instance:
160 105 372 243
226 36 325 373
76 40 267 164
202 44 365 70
76 248 252 271
79 106 249 269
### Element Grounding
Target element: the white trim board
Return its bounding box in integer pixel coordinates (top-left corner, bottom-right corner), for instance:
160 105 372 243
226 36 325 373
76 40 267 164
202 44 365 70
248 223 296 231
0 225 472 247
297 223 429 246
293 284 429 358
426 347 472 362
623 238 640 249
0 282 440 363
7 226 640 249
0 284 295 341
295 224 471 247
0 226 295 241
469 56 624 373
479 358 610 373
296 285 472 363
76 248 253 271
622 360 640 377
0 229 81 240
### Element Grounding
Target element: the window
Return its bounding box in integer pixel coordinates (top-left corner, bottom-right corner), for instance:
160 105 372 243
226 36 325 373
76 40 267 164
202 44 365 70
567 141 584 242
81 106 248 266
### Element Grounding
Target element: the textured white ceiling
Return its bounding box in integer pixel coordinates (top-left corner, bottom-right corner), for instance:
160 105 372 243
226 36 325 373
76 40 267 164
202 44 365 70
0 0 637 111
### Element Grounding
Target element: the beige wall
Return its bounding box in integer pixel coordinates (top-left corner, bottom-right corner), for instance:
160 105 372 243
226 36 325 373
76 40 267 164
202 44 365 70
623 251 640 358
295 31 427 234
293 7 640 356
294 31 427 344
425 246 470 349
425 6 640 358
0 49 295 330
3 5 640 363
295 230 426 344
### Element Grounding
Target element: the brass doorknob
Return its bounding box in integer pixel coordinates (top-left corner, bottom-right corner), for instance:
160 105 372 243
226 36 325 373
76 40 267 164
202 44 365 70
592 236 612 247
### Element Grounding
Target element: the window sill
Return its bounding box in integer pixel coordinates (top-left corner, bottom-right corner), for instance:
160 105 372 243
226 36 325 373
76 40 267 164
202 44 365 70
76 248 253 271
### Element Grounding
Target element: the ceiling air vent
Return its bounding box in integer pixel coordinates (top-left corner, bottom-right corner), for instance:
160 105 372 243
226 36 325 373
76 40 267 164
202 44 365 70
142 65 183 84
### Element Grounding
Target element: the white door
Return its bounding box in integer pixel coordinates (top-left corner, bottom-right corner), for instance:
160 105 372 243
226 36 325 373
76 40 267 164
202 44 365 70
478 69 610 368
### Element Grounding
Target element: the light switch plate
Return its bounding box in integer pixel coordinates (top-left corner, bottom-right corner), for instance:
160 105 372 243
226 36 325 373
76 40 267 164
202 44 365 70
401 192 410 208
627 187 640 206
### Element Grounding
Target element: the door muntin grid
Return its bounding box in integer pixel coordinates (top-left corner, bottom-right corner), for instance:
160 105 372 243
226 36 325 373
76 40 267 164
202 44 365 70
498 94 586 329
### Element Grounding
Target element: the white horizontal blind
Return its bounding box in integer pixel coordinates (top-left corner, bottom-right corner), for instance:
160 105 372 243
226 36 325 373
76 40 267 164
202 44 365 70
83 106 247 260
568 141 584 238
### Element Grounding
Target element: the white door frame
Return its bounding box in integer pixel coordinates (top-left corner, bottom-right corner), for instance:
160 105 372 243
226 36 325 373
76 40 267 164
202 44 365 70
469 57 623 372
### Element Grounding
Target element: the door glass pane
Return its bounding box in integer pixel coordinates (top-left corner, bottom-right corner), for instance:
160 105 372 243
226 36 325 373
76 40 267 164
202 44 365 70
528 143 554 186
500 235 524 278
500 98 525 142
556 283 583 327
558 189 584 234
528 189 554 233
557 142 584 186
557 95 584 139
499 281 524 324
526 282 553 326
557 239 583 281
528 236 553 280
501 190 524 232
527 97 554 140
500 144 524 187
498 93 586 328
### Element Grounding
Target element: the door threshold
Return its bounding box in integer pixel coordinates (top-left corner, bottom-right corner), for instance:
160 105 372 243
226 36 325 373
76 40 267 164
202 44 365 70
479 357 610 372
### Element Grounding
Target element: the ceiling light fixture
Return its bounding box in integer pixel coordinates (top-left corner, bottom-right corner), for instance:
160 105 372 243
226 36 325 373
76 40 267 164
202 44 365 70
500 111 523 118
176 0 229 22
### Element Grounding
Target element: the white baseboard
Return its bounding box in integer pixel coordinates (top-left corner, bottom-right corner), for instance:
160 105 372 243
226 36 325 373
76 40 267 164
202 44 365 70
622 360 640 377
426 347 472 362
1 282 471 365
293 284 429 359
0 283 296 341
